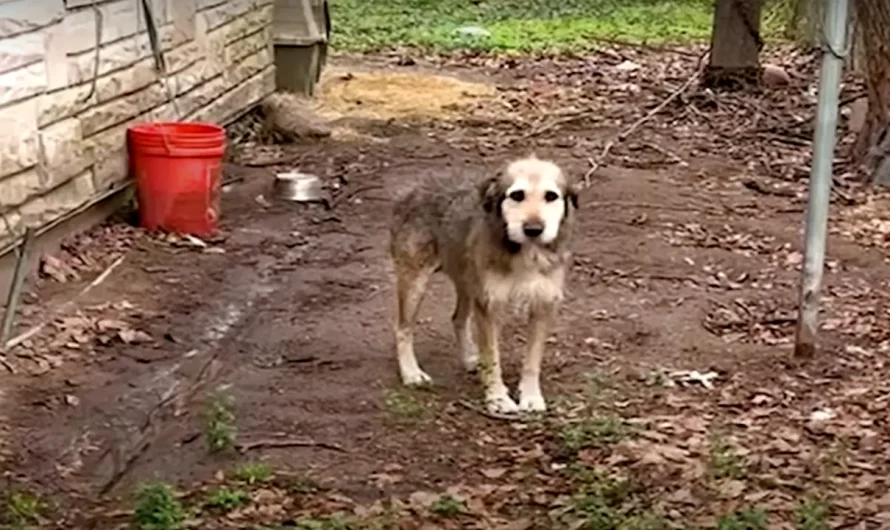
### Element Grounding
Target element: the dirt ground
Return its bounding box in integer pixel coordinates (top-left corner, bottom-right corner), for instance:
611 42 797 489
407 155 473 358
4 48 890 529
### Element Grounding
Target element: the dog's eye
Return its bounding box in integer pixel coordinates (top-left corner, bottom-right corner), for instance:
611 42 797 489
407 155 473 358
544 191 559 202
508 190 525 202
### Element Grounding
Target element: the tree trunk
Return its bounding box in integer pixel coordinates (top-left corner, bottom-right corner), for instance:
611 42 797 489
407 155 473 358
706 0 763 89
784 0 823 46
851 0 890 184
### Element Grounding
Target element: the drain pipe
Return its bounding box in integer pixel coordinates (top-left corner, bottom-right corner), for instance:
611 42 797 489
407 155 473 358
794 0 849 358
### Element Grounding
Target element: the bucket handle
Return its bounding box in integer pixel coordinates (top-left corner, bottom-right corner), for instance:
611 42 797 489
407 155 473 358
159 124 178 158
205 166 218 226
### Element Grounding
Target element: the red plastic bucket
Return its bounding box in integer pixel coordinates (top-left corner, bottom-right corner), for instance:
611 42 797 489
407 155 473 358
127 122 227 237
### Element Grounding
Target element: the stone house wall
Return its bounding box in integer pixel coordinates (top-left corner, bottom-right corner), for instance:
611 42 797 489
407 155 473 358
0 0 276 250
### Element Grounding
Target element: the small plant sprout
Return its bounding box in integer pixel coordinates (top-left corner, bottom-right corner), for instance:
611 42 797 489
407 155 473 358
133 482 185 530
707 432 747 481
561 414 629 451
233 462 274 485
205 486 249 512
3 490 44 529
795 497 829 530
205 391 237 453
430 494 465 518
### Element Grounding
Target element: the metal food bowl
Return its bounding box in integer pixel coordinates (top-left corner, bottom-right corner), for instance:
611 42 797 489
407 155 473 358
274 172 323 202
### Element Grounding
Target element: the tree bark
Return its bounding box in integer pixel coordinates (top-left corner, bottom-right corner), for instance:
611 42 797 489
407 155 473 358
851 0 890 184
784 0 823 46
706 0 763 89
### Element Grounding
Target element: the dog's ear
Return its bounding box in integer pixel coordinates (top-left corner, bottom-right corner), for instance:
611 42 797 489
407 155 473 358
565 180 579 210
478 174 501 213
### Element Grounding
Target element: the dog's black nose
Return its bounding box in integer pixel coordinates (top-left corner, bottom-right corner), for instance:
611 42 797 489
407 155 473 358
523 222 544 238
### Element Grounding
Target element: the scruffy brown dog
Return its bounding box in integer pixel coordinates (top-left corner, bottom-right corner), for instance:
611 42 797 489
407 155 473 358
389 155 579 414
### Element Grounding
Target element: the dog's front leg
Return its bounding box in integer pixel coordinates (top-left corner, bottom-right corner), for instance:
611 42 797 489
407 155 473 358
473 301 519 414
518 305 555 412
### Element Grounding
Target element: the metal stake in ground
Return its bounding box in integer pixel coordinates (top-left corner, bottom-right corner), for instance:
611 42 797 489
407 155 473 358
794 0 849 358
1 228 36 349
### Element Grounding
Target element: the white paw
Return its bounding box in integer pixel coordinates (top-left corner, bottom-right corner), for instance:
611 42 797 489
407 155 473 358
486 391 519 414
401 368 432 386
519 393 547 412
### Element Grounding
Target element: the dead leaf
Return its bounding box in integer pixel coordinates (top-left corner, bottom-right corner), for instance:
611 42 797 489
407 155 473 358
118 329 152 344
96 319 129 332
717 479 746 499
496 519 532 530
480 467 508 479
408 491 438 509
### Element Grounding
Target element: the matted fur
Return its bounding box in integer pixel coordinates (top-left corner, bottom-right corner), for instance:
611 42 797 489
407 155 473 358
389 155 578 414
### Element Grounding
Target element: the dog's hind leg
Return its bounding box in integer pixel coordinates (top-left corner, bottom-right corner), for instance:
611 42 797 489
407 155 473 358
393 259 436 386
518 305 555 412
473 302 518 414
452 289 479 372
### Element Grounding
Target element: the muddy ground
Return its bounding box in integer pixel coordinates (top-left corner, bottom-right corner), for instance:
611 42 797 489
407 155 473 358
3 49 890 529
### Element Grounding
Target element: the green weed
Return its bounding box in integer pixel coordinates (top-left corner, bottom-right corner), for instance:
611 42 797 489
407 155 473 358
563 467 665 530
133 482 185 530
706 433 746 481
205 486 249 512
561 414 629 451
716 507 768 530
794 497 829 530
430 494 465 518
382 387 428 421
205 392 237 453
233 462 274 485
3 490 44 529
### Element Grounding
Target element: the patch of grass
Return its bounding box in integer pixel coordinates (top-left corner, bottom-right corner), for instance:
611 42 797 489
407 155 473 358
133 482 185 530
205 392 237 454
565 469 663 530
716 507 768 530
794 497 829 530
561 414 630 451
382 387 428 421
430 494 465 518
205 486 249 512
233 462 274 485
332 0 720 52
706 433 747 481
584 369 619 407
3 490 44 529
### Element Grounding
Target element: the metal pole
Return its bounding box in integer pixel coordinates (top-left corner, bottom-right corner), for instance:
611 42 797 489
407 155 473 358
1 228 36 349
794 0 849 358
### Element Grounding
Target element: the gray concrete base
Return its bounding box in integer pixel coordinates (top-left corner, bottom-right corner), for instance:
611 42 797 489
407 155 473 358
274 43 327 95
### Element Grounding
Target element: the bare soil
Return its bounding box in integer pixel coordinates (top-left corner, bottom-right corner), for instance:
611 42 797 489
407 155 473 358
3 49 890 529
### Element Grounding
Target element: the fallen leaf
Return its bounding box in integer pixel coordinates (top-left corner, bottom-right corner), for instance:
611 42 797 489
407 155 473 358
480 468 508 479
717 479 746 499
118 329 152 344
496 519 532 530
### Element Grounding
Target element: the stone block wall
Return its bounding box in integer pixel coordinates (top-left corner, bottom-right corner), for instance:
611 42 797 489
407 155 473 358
0 0 275 249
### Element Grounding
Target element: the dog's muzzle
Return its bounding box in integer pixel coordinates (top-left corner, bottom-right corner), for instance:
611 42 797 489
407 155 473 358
522 221 545 238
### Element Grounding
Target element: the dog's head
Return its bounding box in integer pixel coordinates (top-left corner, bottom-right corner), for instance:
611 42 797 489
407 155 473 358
479 155 578 247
